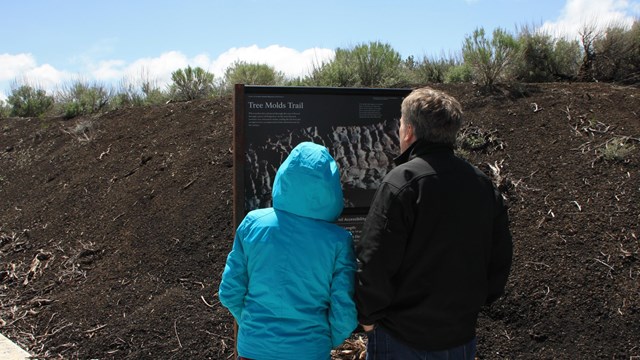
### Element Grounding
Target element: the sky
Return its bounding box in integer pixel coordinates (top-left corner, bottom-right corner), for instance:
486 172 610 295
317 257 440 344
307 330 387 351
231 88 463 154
1 0 639 101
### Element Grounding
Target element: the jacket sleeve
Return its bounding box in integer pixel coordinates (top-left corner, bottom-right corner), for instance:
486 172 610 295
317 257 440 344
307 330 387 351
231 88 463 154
328 237 358 347
486 188 513 304
355 181 410 325
218 227 249 321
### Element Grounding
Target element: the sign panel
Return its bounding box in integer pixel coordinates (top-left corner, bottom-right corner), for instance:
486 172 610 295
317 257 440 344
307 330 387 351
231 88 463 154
233 85 411 240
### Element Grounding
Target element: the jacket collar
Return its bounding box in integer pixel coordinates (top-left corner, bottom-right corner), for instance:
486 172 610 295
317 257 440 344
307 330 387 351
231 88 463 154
393 139 454 165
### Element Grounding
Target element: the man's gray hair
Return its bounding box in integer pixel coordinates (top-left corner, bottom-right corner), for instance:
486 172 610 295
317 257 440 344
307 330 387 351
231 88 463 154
401 87 463 146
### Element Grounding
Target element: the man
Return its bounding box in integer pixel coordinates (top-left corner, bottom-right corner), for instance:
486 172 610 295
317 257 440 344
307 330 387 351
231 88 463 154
355 87 513 359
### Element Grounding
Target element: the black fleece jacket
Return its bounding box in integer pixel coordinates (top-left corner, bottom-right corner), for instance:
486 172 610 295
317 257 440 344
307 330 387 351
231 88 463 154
355 139 513 351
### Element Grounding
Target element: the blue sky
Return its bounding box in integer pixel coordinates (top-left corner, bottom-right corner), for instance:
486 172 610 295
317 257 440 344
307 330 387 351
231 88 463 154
1 0 639 101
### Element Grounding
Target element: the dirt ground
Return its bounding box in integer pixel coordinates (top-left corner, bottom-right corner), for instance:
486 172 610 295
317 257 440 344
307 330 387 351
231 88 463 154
0 82 638 359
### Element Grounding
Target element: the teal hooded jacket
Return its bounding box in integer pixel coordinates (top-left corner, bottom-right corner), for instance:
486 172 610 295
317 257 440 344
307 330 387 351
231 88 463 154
219 142 357 360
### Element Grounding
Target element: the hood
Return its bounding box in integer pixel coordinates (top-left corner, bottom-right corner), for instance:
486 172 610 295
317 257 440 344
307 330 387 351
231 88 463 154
272 142 344 222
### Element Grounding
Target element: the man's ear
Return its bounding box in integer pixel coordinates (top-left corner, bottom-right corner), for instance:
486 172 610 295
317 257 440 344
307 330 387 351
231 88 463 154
404 123 416 144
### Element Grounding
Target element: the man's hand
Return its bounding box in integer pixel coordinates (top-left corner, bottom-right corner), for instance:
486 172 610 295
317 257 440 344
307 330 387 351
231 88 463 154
361 324 375 332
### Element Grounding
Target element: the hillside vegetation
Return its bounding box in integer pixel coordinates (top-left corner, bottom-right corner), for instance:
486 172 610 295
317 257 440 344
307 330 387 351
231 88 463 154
2 20 639 119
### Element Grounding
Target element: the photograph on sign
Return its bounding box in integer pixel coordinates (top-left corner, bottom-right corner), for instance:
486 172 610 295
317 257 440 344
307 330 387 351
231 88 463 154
240 88 410 216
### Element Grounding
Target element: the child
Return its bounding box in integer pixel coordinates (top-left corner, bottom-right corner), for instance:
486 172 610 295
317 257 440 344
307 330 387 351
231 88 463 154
219 142 357 360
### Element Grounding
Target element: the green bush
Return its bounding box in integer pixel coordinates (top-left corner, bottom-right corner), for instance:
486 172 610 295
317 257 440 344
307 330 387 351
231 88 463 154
592 21 640 83
514 28 556 82
113 82 145 109
306 41 404 87
57 80 114 118
306 51 358 87
6 84 54 117
352 41 404 87
114 73 169 108
444 63 473 83
463 27 520 86
409 55 457 84
551 38 582 80
223 61 285 92
514 26 582 82
169 66 215 101
0 99 11 118
598 137 636 162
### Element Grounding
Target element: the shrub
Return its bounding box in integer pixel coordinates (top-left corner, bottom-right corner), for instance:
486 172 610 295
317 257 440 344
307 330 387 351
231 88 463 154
409 55 457 84
444 63 473 83
306 41 404 87
169 66 215 101
598 137 636 162
351 41 404 87
114 71 169 108
56 80 114 119
550 38 582 80
463 27 520 86
514 27 555 82
223 61 285 92
306 51 358 87
591 21 640 83
0 100 11 118
6 84 54 117
514 26 582 82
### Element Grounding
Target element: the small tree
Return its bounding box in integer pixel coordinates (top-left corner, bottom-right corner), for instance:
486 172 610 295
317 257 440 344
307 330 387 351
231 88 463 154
549 38 582 80
0 99 11 118
514 25 581 82
223 61 285 92
56 80 113 119
351 41 404 87
7 83 54 117
463 27 519 86
444 63 473 83
410 55 458 84
114 70 169 108
169 66 215 101
578 23 599 81
306 41 404 87
306 50 358 87
592 21 640 83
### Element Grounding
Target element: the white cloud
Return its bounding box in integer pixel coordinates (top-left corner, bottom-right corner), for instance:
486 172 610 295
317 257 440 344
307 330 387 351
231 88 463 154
122 51 192 88
89 59 127 82
0 45 335 100
541 0 640 39
0 53 38 81
114 46 334 89
0 53 71 100
211 45 335 79
23 64 70 89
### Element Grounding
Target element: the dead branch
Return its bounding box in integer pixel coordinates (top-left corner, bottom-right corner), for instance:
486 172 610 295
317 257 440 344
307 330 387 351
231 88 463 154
593 258 614 271
24 250 53 285
572 201 582 211
204 330 235 342
174 319 183 348
525 261 551 268
84 324 107 333
530 103 542 113
201 295 216 308
98 145 112 160
28 298 55 307
183 178 197 190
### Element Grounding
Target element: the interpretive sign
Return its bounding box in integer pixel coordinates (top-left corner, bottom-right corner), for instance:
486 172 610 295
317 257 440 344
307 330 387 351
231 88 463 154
233 85 411 241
